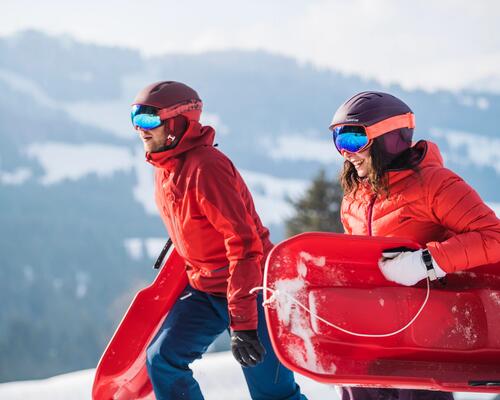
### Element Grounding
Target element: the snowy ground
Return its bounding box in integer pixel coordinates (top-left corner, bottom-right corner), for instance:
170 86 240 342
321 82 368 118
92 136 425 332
0 351 498 400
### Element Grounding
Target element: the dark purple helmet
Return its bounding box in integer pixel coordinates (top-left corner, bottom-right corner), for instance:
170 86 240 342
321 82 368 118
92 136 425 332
330 91 415 161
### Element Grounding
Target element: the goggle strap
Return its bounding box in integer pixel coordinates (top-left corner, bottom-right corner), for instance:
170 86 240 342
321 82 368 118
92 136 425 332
158 100 203 121
365 113 415 139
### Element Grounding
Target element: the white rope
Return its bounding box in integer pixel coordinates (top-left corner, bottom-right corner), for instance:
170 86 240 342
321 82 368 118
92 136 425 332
250 278 431 338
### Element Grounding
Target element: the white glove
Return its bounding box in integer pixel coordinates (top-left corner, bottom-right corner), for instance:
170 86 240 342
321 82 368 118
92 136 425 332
378 249 446 286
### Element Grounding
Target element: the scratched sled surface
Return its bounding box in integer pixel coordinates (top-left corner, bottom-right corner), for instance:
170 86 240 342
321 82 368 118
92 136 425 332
263 232 500 393
92 249 188 400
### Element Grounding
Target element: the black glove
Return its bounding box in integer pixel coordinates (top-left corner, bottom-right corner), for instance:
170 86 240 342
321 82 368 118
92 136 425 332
230 329 266 367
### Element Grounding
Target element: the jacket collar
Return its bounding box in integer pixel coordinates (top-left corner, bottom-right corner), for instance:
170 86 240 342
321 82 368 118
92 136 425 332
145 121 215 170
387 140 443 185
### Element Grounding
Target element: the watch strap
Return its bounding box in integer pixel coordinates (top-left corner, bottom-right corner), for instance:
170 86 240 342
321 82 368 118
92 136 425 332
422 249 438 281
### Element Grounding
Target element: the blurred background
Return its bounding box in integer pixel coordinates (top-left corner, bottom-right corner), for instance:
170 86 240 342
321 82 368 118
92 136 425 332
1 0 499 386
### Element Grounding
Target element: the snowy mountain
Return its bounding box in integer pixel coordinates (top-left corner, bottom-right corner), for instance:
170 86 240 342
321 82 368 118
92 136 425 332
0 352 498 400
1 30 500 383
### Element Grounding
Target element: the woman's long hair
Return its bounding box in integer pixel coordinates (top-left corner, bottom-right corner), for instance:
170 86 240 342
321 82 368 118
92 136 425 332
339 140 389 197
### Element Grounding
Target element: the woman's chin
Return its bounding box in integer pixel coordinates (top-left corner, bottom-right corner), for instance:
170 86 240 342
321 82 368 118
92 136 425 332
355 168 368 178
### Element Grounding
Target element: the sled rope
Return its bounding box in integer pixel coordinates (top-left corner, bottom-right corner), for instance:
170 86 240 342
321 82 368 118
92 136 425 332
250 278 431 338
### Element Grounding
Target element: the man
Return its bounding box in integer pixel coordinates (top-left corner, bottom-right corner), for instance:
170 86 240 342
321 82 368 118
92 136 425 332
132 81 306 400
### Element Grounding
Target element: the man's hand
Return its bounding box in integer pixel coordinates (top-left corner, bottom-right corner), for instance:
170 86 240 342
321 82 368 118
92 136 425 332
230 330 266 367
378 249 446 286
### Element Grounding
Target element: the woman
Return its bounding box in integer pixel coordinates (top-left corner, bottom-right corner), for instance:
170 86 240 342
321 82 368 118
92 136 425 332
330 91 500 400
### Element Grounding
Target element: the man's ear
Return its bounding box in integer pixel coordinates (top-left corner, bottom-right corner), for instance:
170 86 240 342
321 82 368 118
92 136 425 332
170 115 188 137
163 115 189 149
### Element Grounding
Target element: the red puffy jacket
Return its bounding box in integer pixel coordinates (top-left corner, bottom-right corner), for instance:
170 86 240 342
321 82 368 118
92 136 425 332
341 140 500 272
146 121 273 330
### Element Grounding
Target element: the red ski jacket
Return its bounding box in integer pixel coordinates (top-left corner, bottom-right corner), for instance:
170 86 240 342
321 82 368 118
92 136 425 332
341 140 500 273
146 121 272 330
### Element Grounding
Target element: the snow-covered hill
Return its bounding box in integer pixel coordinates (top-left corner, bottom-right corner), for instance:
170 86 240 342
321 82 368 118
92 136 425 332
0 351 336 400
0 351 498 400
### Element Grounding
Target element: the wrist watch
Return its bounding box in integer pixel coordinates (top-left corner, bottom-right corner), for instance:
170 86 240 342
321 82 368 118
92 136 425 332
421 249 438 281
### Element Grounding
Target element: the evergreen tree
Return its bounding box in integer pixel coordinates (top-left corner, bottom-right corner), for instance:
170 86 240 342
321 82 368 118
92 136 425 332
285 169 344 237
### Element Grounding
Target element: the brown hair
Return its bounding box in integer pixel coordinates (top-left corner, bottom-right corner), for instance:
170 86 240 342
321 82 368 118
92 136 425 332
339 140 390 197
340 139 424 198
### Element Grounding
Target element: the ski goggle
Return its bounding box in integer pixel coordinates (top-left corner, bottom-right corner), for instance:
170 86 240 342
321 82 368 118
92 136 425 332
331 113 416 154
332 125 371 153
131 105 163 130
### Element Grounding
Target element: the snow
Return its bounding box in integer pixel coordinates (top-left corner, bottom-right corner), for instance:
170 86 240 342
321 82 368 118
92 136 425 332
299 251 326 268
271 252 336 375
488 202 500 218
240 169 308 226
25 142 134 185
1 352 496 400
64 98 134 138
0 352 337 400
22 141 308 226
131 146 158 215
123 237 170 260
0 167 32 185
75 272 89 299
144 238 167 259
266 134 343 164
456 94 490 110
0 69 58 109
490 292 500 307
201 112 230 135
123 238 143 260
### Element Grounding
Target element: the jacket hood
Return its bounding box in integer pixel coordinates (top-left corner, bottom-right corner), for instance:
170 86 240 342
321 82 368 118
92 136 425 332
387 140 443 184
418 140 444 168
146 121 215 169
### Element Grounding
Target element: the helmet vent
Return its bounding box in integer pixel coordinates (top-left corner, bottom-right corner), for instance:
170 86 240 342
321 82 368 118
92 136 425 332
151 82 174 94
348 93 384 116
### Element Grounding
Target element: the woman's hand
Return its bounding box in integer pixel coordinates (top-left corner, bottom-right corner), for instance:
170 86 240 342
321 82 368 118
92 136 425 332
378 249 446 286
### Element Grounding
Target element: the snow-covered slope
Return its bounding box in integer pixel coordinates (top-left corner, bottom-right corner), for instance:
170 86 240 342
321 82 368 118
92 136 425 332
0 351 497 400
0 351 336 400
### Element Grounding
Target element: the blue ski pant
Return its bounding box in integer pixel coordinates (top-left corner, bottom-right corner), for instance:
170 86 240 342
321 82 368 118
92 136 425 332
146 284 307 400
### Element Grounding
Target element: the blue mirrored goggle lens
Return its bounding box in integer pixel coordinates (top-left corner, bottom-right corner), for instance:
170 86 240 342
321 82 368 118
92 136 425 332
131 105 162 130
132 113 162 130
333 126 369 153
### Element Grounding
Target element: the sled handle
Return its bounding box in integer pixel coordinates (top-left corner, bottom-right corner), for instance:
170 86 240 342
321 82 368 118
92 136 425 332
153 238 173 269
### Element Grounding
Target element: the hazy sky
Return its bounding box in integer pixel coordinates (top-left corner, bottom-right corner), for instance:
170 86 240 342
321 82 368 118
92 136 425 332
2 0 499 91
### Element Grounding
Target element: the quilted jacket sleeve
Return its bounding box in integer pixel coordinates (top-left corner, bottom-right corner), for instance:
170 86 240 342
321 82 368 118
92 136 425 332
425 167 500 272
196 156 263 330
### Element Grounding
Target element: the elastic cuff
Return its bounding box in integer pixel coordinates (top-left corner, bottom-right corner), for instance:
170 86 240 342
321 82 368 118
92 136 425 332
426 243 452 273
230 320 258 331
431 256 447 278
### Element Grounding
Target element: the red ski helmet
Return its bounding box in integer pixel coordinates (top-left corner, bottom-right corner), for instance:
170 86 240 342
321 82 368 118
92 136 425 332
132 81 203 150
330 91 415 161
132 81 203 122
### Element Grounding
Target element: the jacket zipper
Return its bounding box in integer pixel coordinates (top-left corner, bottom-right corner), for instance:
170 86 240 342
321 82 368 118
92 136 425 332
367 195 376 236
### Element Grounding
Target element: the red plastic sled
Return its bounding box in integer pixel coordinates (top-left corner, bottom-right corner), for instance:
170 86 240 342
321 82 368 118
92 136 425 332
92 248 188 400
263 232 500 393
